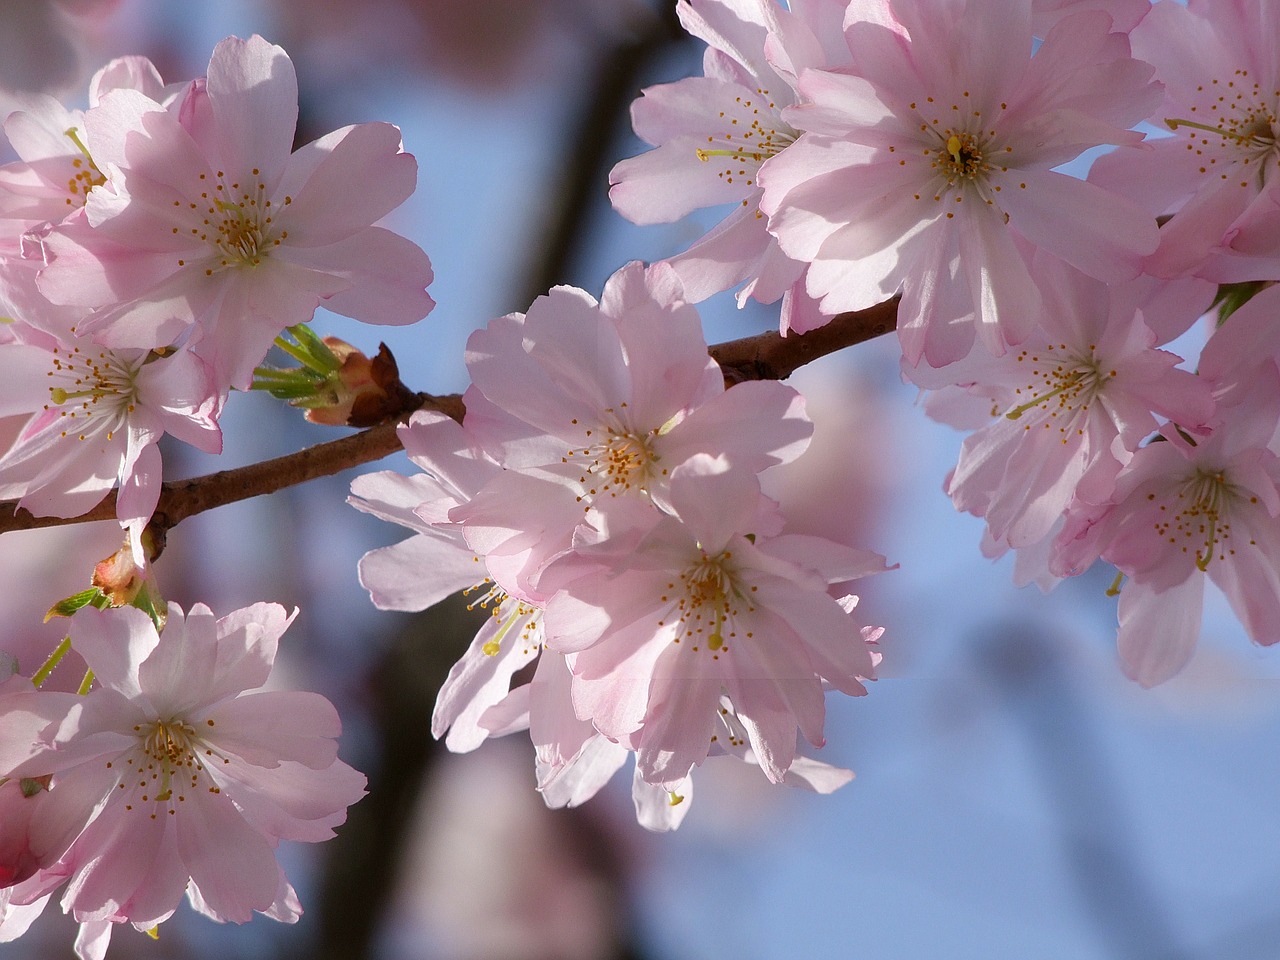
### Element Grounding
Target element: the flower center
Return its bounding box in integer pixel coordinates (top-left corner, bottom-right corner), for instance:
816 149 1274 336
142 718 197 767
1167 69 1280 188
905 95 1015 215
695 87 797 215
44 344 140 441
116 717 223 814
940 133 987 182
1004 343 1116 438
175 168 291 273
62 126 106 207
661 549 754 657
1150 468 1251 572
568 407 665 503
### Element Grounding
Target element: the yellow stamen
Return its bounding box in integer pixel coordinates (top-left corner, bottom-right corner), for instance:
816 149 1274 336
1166 117 1275 147
1005 372 1084 420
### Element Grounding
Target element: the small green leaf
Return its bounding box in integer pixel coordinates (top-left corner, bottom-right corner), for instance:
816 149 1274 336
45 587 110 621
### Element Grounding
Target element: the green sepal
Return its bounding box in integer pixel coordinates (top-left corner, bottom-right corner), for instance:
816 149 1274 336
1212 281 1267 326
251 327 345 406
45 587 111 622
131 584 167 632
285 322 343 373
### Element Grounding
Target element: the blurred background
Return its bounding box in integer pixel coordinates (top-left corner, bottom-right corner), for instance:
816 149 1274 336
5 1 1280 958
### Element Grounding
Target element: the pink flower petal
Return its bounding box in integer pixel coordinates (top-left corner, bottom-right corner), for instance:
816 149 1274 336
204 35 297 192
1116 575 1204 687
277 123 417 248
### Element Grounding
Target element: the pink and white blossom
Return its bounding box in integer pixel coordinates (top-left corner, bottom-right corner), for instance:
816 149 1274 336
1090 0 1280 281
608 0 850 332
545 454 887 786
464 260 812 512
36 35 434 391
0 602 366 936
0 56 172 236
0 314 220 550
921 262 1215 550
759 1 1162 366
1053 378 1280 685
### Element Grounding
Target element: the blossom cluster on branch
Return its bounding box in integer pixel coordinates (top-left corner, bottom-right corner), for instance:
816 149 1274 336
610 0 1280 683
0 33 423 958
350 261 888 828
3 0 1280 956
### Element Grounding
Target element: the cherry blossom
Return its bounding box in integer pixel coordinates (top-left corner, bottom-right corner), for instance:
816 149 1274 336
545 454 887 786
22 13 1280 959
0 601 365 945
0 254 221 544
1090 0 1280 281
1053 376 1280 685
609 0 851 332
36 34 435 391
0 56 171 239
759 1 1162 365
464 260 812 512
349 408 582 756
917 260 1215 551
315 237 877 828
0 315 220 551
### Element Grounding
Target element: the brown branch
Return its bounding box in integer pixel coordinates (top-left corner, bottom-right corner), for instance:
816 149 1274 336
709 296 900 383
0 393 465 536
0 299 898 537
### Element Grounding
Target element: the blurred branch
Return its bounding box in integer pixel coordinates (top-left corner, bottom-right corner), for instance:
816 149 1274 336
0 299 899 537
516 1 687 307
985 626 1194 960
303 595 476 960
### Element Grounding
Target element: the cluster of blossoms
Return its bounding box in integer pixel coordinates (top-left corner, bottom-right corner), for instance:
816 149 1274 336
0 602 364 958
0 34 433 554
611 0 1280 686
11 0 1280 955
0 34 419 958
350 260 888 828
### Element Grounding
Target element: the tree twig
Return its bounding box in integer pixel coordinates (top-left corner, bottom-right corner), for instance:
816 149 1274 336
712 296 900 383
515 4 687 308
0 299 898 536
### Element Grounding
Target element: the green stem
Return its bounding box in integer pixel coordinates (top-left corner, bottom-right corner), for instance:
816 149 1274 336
32 636 71 688
273 332 320 370
77 669 95 695
288 323 342 372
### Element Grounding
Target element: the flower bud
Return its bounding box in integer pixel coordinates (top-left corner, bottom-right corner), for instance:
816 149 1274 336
305 339 416 427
